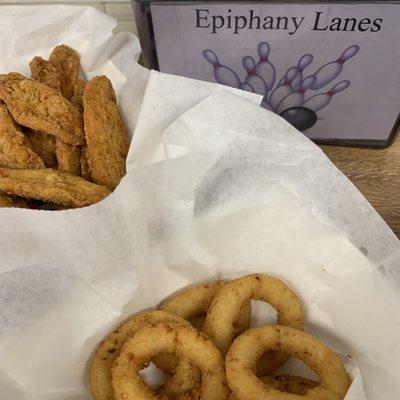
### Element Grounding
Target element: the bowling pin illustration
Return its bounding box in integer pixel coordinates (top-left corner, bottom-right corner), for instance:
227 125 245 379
310 45 359 90
255 42 276 90
303 80 350 112
277 76 285 87
203 49 241 89
291 54 314 92
276 75 316 114
240 82 255 93
242 56 268 96
268 67 299 111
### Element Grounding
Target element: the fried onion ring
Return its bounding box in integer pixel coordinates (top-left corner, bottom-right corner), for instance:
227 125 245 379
228 375 318 399
204 274 303 374
156 357 201 398
89 311 199 400
111 322 229 400
160 280 251 334
226 325 351 400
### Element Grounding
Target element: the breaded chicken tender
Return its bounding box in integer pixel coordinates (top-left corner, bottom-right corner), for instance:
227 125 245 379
0 192 31 208
0 102 45 169
70 79 86 111
0 75 84 145
29 56 62 92
80 146 92 182
83 76 129 190
29 57 62 168
55 140 81 176
49 44 80 100
0 167 110 207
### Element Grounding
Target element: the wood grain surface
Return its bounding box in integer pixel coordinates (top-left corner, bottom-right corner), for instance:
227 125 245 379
320 135 400 238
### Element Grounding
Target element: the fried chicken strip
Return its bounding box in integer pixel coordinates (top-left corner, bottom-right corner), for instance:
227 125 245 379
80 146 92 182
29 57 62 92
83 76 129 190
0 74 84 145
55 140 81 176
0 192 31 208
55 78 86 175
70 79 86 111
0 167 110 207
0 73 25 83
49 44 80 100
29 57 62 167
47 48 84 173
0 102 45 169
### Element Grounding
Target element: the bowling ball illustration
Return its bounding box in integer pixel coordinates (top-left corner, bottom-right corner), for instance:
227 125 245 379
279 107 317 131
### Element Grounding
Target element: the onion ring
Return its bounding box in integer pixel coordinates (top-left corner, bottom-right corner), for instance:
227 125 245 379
226 325 351 400
89 310 199 400
228 375 318 399
111 322 229 400
157 357 201 398
160 280 251 334
204 274 303 374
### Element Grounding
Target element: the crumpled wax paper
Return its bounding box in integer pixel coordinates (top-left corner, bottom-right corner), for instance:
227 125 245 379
0 5 399 400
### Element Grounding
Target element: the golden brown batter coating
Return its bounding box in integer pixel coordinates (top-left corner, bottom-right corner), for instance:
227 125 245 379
0 75 84 146
80 146 92 182
49 44 80 100
28 130 57 168
83 76 129 190
70 79 86 111
55 78 86 173
29 57 62 168
228 375 318 399
0 102 45 170
29 56 62 92
0 72 25 84
0 167 110 207
0 192 15 207
55 140 81 176
30 57 85 174
0 192 31 208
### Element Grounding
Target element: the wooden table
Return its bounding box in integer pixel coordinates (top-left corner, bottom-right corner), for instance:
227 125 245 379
320 135 400 238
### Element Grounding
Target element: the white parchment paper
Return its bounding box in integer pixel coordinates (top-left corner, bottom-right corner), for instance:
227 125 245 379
0 5 399 400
